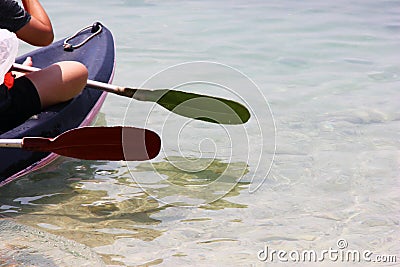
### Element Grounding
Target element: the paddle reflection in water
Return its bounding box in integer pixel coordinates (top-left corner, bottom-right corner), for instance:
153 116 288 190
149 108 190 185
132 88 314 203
0 156 249 266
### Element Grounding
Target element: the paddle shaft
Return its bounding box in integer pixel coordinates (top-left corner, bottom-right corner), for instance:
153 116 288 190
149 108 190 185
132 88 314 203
0 139 22 148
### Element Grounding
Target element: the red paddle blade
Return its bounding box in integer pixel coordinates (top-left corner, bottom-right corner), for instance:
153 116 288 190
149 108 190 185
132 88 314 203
22 127 161 161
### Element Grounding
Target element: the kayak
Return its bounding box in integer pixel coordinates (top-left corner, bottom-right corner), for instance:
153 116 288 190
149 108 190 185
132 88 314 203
0 22 115 186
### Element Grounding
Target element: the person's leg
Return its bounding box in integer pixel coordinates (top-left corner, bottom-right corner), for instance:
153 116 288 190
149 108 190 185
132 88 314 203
25 61 88 108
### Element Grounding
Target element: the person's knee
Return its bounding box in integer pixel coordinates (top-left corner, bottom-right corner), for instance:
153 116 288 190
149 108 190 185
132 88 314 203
74 61 88 86
60 61 88 91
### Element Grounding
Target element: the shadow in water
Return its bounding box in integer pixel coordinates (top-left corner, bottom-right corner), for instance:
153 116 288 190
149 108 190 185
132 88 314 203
0 158 163 247
0 156 249 264
132 156 250 208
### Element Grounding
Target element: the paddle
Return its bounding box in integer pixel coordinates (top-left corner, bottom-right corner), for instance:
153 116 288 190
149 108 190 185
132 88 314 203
13 63 250 125
0 126 161 161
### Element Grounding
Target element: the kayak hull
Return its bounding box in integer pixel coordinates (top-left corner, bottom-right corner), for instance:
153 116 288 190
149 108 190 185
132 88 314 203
0 22 115 186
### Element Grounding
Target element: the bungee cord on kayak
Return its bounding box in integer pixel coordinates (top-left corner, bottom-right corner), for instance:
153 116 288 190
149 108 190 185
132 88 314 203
63 22 103 51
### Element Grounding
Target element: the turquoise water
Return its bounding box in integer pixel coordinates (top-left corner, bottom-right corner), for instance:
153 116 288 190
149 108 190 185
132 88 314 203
1 0 399 266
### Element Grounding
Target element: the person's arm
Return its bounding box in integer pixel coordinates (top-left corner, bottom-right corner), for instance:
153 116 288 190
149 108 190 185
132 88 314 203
15 0 54 46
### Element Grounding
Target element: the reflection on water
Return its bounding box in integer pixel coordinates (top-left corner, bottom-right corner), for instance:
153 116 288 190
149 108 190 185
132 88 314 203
0 156 249 265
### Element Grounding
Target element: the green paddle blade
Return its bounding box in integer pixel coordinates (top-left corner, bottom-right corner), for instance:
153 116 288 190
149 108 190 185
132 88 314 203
133 89 250 125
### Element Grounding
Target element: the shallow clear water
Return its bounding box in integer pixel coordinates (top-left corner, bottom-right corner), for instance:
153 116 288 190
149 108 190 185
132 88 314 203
1 0 399 266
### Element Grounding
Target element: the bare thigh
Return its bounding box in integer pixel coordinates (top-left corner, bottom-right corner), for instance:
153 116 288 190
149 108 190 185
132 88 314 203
25 61 88 108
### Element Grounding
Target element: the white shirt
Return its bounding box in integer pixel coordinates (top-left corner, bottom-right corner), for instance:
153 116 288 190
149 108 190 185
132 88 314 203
0 29 19 85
